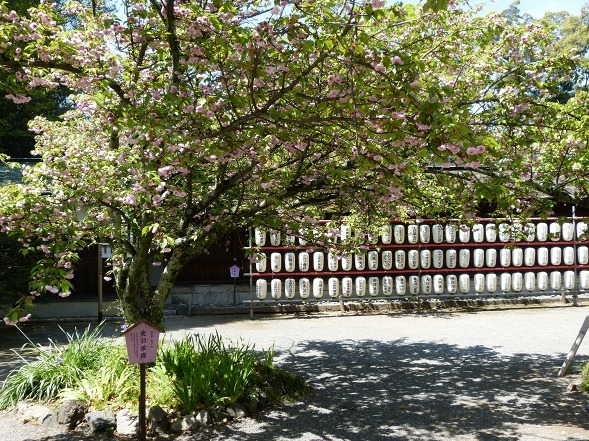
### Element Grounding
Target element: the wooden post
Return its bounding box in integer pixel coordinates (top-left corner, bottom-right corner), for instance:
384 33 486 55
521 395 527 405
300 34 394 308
558 315 589 376
97 244 103 322
139 363 146 441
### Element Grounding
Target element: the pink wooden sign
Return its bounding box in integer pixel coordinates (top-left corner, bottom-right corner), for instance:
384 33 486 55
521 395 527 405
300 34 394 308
123 320 163 364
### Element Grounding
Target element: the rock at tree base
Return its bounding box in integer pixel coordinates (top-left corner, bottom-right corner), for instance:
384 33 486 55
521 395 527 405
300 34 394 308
85 410 116 432
116 409 139 435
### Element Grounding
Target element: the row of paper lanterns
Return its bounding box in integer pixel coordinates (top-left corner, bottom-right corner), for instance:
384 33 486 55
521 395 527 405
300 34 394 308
254 222 587 247
255 246 589 273
255 270 588 299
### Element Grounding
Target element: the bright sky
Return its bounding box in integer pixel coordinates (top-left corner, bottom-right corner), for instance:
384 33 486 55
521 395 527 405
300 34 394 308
478 0 587 17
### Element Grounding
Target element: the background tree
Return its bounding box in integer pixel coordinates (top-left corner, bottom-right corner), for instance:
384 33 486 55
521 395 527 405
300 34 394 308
0 0 574 326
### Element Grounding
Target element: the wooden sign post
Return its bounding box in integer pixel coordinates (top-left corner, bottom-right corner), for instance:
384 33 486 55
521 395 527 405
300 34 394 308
230 264 240 305
123 320 163 441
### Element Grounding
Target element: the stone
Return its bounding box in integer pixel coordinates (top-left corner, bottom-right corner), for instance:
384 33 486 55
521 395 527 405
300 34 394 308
210 410 230 423
116 409 139 435
567 383 579 393
226 403 247 419
247 397 259 415
22 404 53 425
194 410 210 426
85 410 116 432
56 400 88 430
148 405 169 434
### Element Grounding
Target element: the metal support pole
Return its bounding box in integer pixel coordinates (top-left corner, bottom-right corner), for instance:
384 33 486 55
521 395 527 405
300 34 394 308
97 244 103 322
572 206 580 307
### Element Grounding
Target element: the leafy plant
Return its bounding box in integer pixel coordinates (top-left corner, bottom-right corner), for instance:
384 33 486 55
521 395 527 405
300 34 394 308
0 322 112 409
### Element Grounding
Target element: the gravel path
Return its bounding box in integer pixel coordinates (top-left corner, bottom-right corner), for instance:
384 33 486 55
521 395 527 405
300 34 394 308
2 305 589 440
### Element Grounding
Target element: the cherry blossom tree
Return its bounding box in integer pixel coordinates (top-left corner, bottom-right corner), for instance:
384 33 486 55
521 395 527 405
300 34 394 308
0 0 574 326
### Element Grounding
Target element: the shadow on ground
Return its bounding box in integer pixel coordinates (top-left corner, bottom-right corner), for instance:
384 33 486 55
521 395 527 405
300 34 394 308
3 326 589 440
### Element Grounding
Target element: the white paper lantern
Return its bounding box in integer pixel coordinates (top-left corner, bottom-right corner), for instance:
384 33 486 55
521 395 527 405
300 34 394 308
474 274 485 293
433 275 444 294
256 256 267 273
562 223 574 241
580 270 589 289
459 249 470 268
368 251 379 270
407 225 418 244
549 222 561 241
271 252 282 272
459 274 470 293
355 253 366 271
328 278 339 298
285 235 296 245
524 272 535 291
499 223 510 242
271 279 282 299
341 253 352 271
473 249 484 268
445 225 457 243
524 248 536 266
298 252 310 272
536 223 548 241
524 223 535 241
382 276 394 296
500 273 511 292
269 230 281 246
512 223 522 242
328 252 339 271
313 252 324 272
408 250 419 269
254 228 266 246
409 276 419 295
500 248 511 267
537 272 548 291
486 273 497 292
446 275 458 294
419 224 431 243
312 278 324 298
382 251 393 270
369 277 380 296
550 271 562 290
564 271 576 290
537 247 549 266
432 224 444 243
394 225 405 244
485 224 497 242
473 224 484 243
395 250 406 270
256 279 267 299
299 278 310 298
355 277 366 297
577 222 588 240
485 249 497 267
367 231 378 245
563 247 575 265
549 248 563 267
342 277 353 297
459 226 470 243
578 246 589 265
420 250 431 269
298 232 307 246
284 252 296 272
395 276 407 296
421 275 432 295
341 225 351 242
512 248 523 267
512 273 523 292
446 249 457 269
285 278 296 299
381 225 392 244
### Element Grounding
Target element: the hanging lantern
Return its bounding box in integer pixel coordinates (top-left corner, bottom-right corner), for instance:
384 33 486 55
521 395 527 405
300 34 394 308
408 250 419 269
298 252 309 272
563 247 575 265
369 277 380 296
486 273 497 292
500 249 511 267
550 247 562 266
432 224 444 243
459 225 470 243
382 251 393 270
395 250 406 270
524 248 536 266
537 272 548 291
524 223 535 241
524 272 535 291
270 252 282 272
368 251 379 270
342 277 353 297
408 276 419 295
536 223 548 241
472 224 484 243
407 225 418 244
433 275 444 294
256 279 267 299
355 253 366 271
499 223 510 242
550 271 562 290
459 249 470 268
459 274 470 293
445 224 457 243
269 230 281 246
284 252 296 272
341 253 352 271
312 278 324 299
433 250 444 268
271 279 282 300
395 276 407 296
578 246 589 265
537 247 549 266
512 273 523 292
256 256 267 273
446 249 457 269
328 278 339 298
419 224 431 243
549 223 561 241
328 252 339 271
512 248 523 267
474 274 485 293
564 271 575 290
446 275 458 294
285 278 296 299
485 224 497 242
394 225 405 244
313 252 324 272
420 250 431 269
254 228 266 246
421 275 432 295
382 276 393 296
355 277 366 297
381 225 392 244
